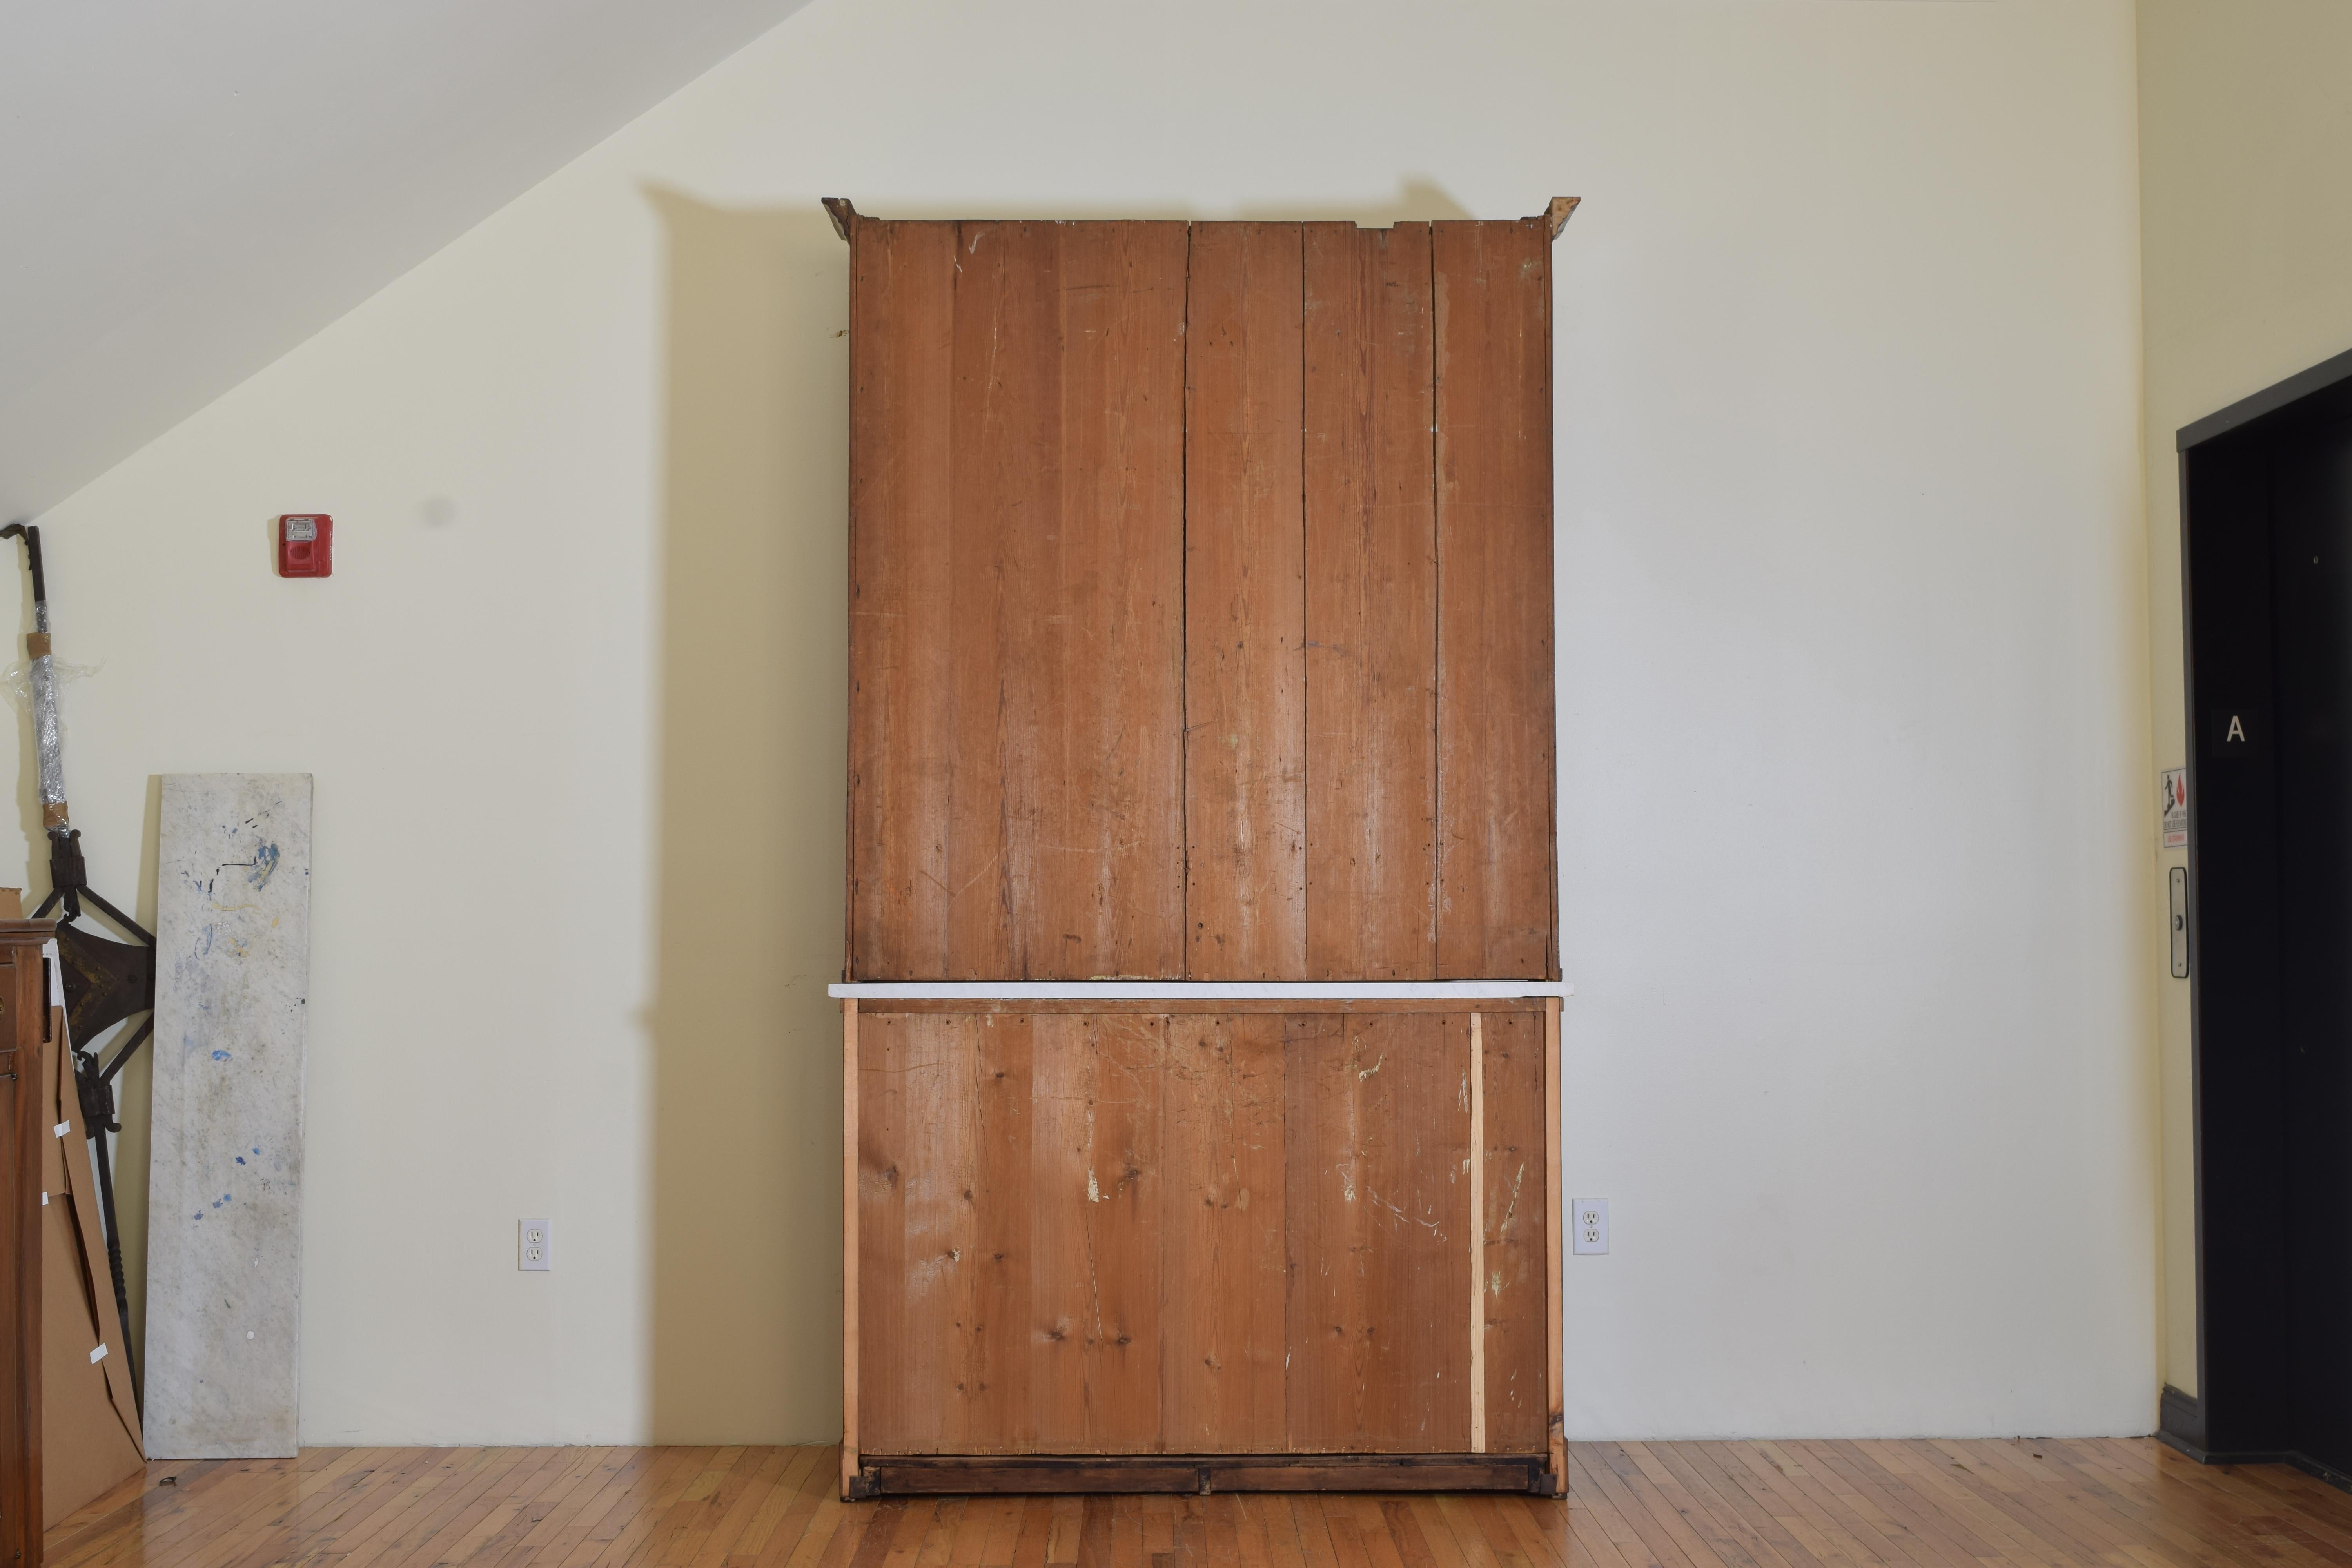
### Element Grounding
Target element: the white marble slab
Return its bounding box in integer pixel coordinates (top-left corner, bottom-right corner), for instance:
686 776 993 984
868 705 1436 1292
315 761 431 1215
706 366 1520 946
143 774 312 1459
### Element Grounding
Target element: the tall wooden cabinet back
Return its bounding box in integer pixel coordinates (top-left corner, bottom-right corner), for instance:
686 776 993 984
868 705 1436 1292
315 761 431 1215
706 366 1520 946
840 207 1562 984
831 200 1572 1499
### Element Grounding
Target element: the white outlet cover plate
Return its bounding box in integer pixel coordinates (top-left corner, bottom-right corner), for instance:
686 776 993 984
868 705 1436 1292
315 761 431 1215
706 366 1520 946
520 1218 552 1272
1572 1198 1609 1255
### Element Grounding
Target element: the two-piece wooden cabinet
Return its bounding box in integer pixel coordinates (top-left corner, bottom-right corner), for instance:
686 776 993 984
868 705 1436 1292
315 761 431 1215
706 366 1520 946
830 199 1572 1497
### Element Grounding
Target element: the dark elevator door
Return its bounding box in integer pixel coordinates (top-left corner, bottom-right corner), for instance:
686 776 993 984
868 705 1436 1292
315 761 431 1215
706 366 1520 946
2276 414 2352 1477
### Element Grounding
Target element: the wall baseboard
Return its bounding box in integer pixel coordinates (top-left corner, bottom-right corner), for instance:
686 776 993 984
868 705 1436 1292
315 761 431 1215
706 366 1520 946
2156 1384 2352 1493
2158 1385 2205 1454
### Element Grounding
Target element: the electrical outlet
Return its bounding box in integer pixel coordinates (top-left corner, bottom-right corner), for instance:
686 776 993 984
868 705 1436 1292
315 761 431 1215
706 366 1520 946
519 1219 552 1272
1572 1199 1609 1255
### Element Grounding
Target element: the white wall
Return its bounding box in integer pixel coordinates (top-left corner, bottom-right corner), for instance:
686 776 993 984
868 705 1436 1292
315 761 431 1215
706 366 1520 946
19 0 2154 1444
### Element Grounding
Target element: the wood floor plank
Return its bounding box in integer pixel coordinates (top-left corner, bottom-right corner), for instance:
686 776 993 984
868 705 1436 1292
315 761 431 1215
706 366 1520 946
2051 1438 2334 1564
1428 1493 1509 1568
1719 1441 1904 1568
521 1450 664 1568
1003 1497 1049 1568
65 1456 311 1568
309 1450 506 1568
1399 1497 1471 1568
1634 1443 1803 1568
1583 1443 1715 1568
93 1460 292 1568
1659 1443 1829 1568
49 1441 2352 1568
1565 1450 1664 1567
278 1451 485 1568
1946 1439 2248 1568
394 1448 573 1568
1869 1443 2077 1568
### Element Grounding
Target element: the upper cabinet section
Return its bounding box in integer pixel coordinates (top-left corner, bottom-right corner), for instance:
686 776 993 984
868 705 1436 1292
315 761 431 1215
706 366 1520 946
840 206 1564 983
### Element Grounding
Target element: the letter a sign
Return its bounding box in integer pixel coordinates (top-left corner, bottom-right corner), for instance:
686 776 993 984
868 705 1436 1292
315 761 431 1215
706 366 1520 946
2210 708 2258 754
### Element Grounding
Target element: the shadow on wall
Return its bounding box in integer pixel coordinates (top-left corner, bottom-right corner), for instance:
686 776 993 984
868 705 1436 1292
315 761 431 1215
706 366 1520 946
647 189 848 1443
640 174 1481 1440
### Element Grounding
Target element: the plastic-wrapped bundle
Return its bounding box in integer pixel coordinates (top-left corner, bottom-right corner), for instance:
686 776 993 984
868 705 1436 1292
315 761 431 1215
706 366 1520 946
27 613 67 829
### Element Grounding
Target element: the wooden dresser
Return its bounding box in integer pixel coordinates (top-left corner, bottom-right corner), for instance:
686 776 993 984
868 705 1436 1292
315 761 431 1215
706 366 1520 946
1 919 55 1564
829 201 1572 1498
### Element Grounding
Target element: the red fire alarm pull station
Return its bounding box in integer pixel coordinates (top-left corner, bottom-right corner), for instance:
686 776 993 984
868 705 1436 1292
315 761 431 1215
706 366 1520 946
278 514 332 577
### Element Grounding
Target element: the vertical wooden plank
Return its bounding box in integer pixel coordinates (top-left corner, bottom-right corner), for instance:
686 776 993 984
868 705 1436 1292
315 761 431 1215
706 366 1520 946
965 1014 1036 1454
840 1000 859 1496
1028 1013 1092 1451
1433 219 1559 980
1087 1014 1168 1453
1162 1013 1288 1451
995 222 1189 980
1303 223 1439 980
1280 1012 1346 1453
1467 1013 1486 1454
942 221 1045 980
846 220 957 980
1478 1008 1549 1456
1029 1014 1167 1452
854 1007 913 1454
1284 1010 1471 1452
1544 996 1566 1494
857 1011 980 1454
1185 222 1308 980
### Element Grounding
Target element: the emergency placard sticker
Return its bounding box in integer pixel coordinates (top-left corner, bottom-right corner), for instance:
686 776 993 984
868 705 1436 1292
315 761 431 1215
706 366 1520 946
2162 768 2189 851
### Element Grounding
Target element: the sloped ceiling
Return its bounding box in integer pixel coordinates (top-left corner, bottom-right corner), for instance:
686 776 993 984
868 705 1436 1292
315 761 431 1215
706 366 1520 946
0 0 815 522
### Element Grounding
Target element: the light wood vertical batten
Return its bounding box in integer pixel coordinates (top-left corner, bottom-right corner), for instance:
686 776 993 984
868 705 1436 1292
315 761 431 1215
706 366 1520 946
1544 994 1566 1496
1469 1010 1486 1454
838 999 858 1498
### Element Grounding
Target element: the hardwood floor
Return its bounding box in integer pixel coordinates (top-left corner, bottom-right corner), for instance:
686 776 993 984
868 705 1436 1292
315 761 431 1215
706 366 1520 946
40 1438 2352 1568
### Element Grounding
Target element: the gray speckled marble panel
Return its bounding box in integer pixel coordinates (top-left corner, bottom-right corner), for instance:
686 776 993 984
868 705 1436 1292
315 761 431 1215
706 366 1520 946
143 774 312 1459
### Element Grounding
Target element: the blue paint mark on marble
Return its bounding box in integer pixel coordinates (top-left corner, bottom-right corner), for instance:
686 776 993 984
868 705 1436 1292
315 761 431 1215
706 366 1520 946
249 843 280 888
211 1049 230 1060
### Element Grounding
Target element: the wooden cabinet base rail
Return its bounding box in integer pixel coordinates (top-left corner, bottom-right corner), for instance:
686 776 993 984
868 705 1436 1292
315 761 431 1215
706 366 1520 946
848 1452 1561 1498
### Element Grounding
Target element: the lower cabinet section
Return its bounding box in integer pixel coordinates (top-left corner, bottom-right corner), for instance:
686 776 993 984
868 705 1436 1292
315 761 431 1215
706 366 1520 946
842 1001 1562 1497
